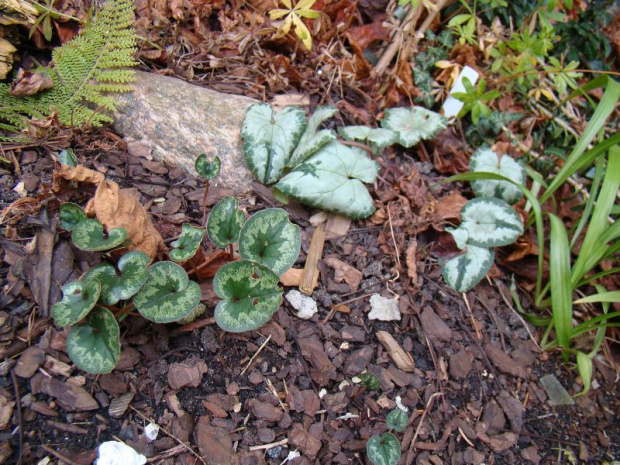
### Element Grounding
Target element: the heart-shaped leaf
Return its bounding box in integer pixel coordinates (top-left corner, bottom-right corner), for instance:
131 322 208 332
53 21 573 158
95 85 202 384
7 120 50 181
381 106 447 148
66 306 120 374
338 126 398 153
385 408 408 433
288 105 337 168
366 433 401 465
357 373 381 391
83 264 117 305
52 280 101 327
275 141 379 219
469 148 525 204
457 198 523 248
59 203 87 231
239 208 301 276
58 148 78 167
195 154 221 180
170 224 205 262
177 303 206 325
441 245 494 293
133 261 201 323
241 103 306 184
207 196 245 248
213 260 282 333
71 218 127 251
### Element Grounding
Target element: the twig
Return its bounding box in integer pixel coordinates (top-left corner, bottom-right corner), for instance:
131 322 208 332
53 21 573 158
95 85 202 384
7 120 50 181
407 392 443 457
461 292 481 340
249 438 289 452
387 201 401 269
40 445 82 465
11 370 23 465
240 334 271 376
374 4 423 76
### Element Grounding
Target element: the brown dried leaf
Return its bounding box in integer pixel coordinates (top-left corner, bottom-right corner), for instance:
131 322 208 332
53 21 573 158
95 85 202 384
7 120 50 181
324 256 363 292
405 239 418 284
433 192 468 223
0 197 41 225
10 69 54 96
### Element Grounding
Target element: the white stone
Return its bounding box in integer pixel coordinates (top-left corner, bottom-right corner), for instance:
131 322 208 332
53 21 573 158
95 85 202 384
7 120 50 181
441 65 480 120
368 294 401 321
95 441 146 465
285 290 318 319
144 422 159 442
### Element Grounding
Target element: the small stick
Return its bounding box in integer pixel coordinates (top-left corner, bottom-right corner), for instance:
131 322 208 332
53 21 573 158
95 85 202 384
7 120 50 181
240 334 272 376
170 317 216 335
461 292 481 340
40 445 82 465
11 370 23 465
407 392 443 457
249 438 289 452
201 180 210 227
300 223 326 295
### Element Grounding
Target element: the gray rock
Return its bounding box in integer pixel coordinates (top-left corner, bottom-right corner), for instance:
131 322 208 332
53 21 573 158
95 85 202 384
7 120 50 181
113 71 256 195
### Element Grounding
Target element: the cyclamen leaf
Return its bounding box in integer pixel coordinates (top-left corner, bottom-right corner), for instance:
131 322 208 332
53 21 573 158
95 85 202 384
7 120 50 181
84 264 118 305
381 106 447 148
133 261 201 323
241 103 306 184
59 203 87 231
239 208 301 276
52 280 101 327
357 373 381 391
338 126 398 153
469 148 525 204
58 148 78 167
207 196 245 248
195 154 221 180
288 105 338 168
366 433 401 465
213 260 282 333
275 141 379 219
385 408 408 433
170 224 205 262
66 306 120 374
459 198 523 247
71 219 127 251
442 245 494 293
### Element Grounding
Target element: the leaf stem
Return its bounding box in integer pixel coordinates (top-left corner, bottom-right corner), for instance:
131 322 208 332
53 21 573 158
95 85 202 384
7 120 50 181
201 180 210 227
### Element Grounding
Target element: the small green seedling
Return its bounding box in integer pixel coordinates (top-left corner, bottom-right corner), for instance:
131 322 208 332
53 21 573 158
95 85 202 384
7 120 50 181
367 406 409 465
58 148 78 167
195 153 221 226
357 373 381 391
170 224 205 262
207 196 245 257
380 106 448 148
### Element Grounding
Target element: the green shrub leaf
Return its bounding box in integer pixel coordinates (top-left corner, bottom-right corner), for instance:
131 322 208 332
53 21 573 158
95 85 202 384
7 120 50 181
71 218 128 251
195 154 221 180
58 149 78 167
239 208 301 276
133 261 202 323
66 306 120 374
241 103 306 184
275 141 379 219
381 106 447 148
207 196 245 248
213 260 282 333
170 224 205 262
385 408 408 432
59 203 87 231
52 280 101 327
441 245 494 293
469 148 525 204
366 433 401 465
457 198 523 248
288 105 338 167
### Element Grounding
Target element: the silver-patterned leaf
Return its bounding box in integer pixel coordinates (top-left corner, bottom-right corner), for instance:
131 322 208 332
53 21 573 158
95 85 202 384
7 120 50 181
275 141 379 219
366 433 401 465
385 408 408 433
133 261 201 323
195 154 221 180
288 105 337 167
59 203 87 231
170 224 205 262
241 103 306 184
207 196 246 248
469 147 525 204
441 245 494 293
66 306 120 374
52 280 101 327
213 260 282 333
83 264 118 305
239 208 301 276
460 198 523 247
338 126 398 153
71 218 127 251
381 106 447 148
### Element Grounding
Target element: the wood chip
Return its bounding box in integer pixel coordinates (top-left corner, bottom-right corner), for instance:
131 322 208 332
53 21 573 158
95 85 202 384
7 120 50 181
109 392 134 418
325 213 352 239
280 268 303 287
300 224 325 295
376 331 415 372
47 420 88 434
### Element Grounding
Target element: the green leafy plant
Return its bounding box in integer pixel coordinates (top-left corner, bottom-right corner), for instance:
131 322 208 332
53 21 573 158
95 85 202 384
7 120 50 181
367 407 408 465
29 0 80 41
380 106 447 147
452 77 500 124
269 0 320 50
170 224 205 262
195 153 221 225
207 196 245 256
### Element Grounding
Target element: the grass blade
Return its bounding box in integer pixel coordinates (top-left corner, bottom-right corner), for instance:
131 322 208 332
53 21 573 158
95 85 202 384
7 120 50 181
574 291 620 304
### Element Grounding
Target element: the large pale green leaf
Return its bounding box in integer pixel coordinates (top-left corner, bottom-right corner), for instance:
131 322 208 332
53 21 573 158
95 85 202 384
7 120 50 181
275 141 379 219
241 103 306 184
207 196 245 248
441 245 494 293
338 126 398 154
213 260 282 333
195 154 221 180
385 409 408 433
66 306 120 374
239 208 301 276
52 280 101 327
71 219 128 251
133 261 201 323
366 433 401 465
469 148 525 204
381 106 447 148
288 106 338 167
59 203 87 231
170 224 205 262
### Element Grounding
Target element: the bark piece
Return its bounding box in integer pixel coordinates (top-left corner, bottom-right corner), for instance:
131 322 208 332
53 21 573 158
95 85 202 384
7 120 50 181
376 331 414 372
288 423 322 460
109 392 134 418
167 358 208 389
449 348 472 379
31 374 99 411
194 417 235 465
497 391 524 433
420 306 452 341
325 256 362 292
247 399 283 422
14 346 45 378
485 345 529 379
343 346 374 376
300 224 325 295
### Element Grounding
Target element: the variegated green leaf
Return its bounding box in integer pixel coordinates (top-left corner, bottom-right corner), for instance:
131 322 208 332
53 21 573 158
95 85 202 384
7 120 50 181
381 106 447 148
385 408 408 433
338 126 398 154
459 198 523 247
441 245 494 293
239 208 301 276
170 224 205 262
241 103 306 184
84 264 118 305
213 260 282 333
59 203 87 231
366 433 401 465
133 261 201 323
195 154 221 180
275 141 379 219
58 148 78 167
288 105 337 167
66 306 120 374
52 280 101 327
71 219 128 251
177 303 206 325
207 196 246 248
469 148 525 204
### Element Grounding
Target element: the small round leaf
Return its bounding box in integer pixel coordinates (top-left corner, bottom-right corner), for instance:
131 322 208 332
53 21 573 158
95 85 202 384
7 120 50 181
71 219 128 251
170 224 205 262
357 373 381 391
66 306 120 374
441 245 494 293
460 198 523 248
366 433 401 465
111 251 150 302
213 260 282 333
59 203 87 231
207 196 245 248
469 148 525 204
58 148 78 167
239 208 301 276
133 261 201 323
195 154 221 180
386 408 408 433
52 280 101 327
